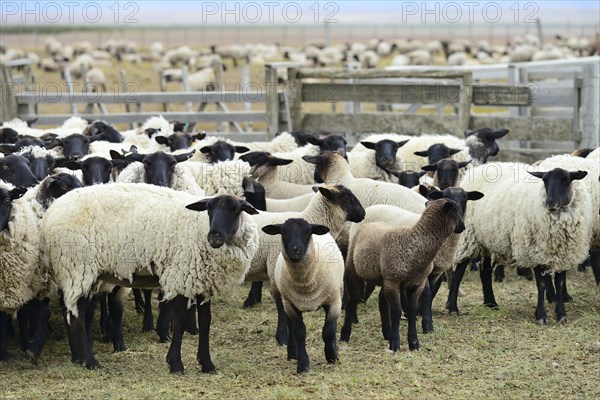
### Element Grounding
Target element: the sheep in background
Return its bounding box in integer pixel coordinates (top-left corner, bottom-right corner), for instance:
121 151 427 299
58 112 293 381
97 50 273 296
84 67 107 93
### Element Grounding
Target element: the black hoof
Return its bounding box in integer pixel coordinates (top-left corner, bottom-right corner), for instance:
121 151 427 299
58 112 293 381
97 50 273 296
142 325 154 333
484 303 499 309
563 294 574 303
159 335 171 343
242 298 259 309
0 352 12 362
84 360 101 370
409 341 420 351
200 362 216 373
185 326 199 336
535 318 547 325
388 339 400 352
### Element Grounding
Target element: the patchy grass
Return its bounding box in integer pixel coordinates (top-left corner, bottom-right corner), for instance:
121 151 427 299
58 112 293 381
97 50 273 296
1 269 599 399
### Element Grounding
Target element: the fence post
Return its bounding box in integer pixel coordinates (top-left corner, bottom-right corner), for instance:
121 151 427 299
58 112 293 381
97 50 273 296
458 72 472 135
0 64 18 121
581 61 600 148
287 66 302 131
265 64 279 139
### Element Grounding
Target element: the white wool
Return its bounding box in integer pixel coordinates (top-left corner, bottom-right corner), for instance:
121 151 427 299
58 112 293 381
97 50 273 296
17 145 50 159
41 183 259 317
266 193 314 212
88 140 125 158
227 132 299 154
538 154 600 250
455 162 593 272
117 162 205 196
272 145 320 184
587 147 599 159
347 151 399 182
2 116 88 138
181 159 251 197
0 182 47 314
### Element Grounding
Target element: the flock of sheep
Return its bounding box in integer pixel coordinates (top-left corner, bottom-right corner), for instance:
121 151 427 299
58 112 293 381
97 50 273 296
0 114 598 374
1 32 597 92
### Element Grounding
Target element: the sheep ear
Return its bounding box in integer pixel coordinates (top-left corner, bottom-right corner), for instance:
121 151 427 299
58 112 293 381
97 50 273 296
481 129 509 140
427 190 444 200
386 169 401 178
110 150 123 160
467 191 484 201
64 161 82 170
464 129 474 137
54 157 76 168
422 164 437 172
414 150 428 157
418 171 427 178
528 171 545 179
0 144 16 154
302 155 321 164
234 146 250 154
306 136 322 146
418 185 430 198
448 148 462 156
397 139 409 148
89 134 103 143
311 224 330 236
458 160 471 169
44 139 62 150
10 187 27 200
317 187 336 201
360 141 376 150
311 185 320 193
262 224 281 235
186 199 210 212
193 132 206 141
40 132 58 141
240 200 259 215
200 146 212 154
155 135 169 145
174 150 195 163
87 125 99 135
144 128 157 137
569 170 587 181
269 157 293 166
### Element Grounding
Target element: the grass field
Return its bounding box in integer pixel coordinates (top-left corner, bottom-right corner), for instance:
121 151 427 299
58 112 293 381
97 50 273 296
1 268 599 399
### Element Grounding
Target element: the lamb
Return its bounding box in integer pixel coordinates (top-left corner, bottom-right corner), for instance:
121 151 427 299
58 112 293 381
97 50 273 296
341 198 464 351
448 163 593 323
262 219 343 373
41 184 260 372
244 184 365 345
240 151 318 199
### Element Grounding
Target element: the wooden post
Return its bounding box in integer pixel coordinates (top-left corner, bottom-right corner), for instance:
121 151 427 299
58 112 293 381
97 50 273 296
581 61 599 148
287 66 302 131
265 64 279 139
458 72 472 135
0 64 18 121
241 62 252 132
62 67 77 115
181 65 193 112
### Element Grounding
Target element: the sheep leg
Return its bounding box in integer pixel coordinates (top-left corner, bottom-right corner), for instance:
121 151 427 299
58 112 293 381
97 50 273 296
286 315 298 361
142 289 154 333
361 281 377 303
108 287 126 352
97 293 109 342
590 250 600 286
340 275 362 343
562 273 573 303
533 267 548 324
545 274 556 303
273 292 289 346
553 272 567 323
447 260 468 315
165 295 188 374
185 305 198 335
84 298 97 348
59 295 78 363
420 275 437 334
405 286 422 351
243 281 263 308
157 291 172 342
132 289 145 315
288 305 309 373
493 264 505 283
196 295 215 373
383 283 402 352
378 289 391 340
26 299 50 364
69 297 101 369
517 267 534 281
322 304 339 364
17 307 30 351
0 312 10 361
480 257 499 308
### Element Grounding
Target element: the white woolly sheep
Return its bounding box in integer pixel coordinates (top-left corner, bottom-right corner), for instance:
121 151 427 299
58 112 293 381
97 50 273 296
262 218 344 373
41 184 260 372
342 198 464 351
448 162 593 324
84 67 107 92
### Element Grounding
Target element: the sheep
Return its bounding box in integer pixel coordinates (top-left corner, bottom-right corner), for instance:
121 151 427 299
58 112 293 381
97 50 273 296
181 159 253 197
0 128 19 144
83 120 123 143
154 131 207 152
64 155 126 186
240 151 318 199
39 57 61 72
348 139 409 181
422 158 471 189
356 50 380 68
41 184 260 372
245 184 365 345
198 140 249 163
189 66 217 91
341 198 464 351
266 192 315 212
84 68 107 93
447 51 468 66
17 146 72 181
0 154 39 188
448 163 593 323
262 219 343 373
1 116 88 139
67 54 95 78
44 133 104 158
509 45 537 62
537 154 600 286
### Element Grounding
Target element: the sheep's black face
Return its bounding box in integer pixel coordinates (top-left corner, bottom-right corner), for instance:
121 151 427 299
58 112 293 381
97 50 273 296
0 155 38 187
239 151 270 167
466 128 510 162
156 132 205 152
242 177 266 211
87 122 123 143
73 157 114 186
361 139 409 170
392 171 426 188
24 152 55 181
262 218 330 264
318 185 365 223
428 187 484 232
0 128 19 144
186 195 258 248
423 159 470 190
0 187 27 231
307 135 347 157
414 143 461 167
48 133 100 159
529 168 587 212
200 141 249 163
44 173 83 200
143 152 178 187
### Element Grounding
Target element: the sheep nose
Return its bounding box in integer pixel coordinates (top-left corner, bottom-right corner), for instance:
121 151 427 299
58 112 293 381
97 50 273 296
207 231 225 248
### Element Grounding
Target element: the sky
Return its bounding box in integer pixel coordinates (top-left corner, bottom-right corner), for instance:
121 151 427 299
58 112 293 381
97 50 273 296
1 1 599 26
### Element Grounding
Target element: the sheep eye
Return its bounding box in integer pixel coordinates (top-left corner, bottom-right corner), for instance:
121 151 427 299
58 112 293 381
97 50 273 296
61 185 68 191
4 198 10 203
2 165 9 170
